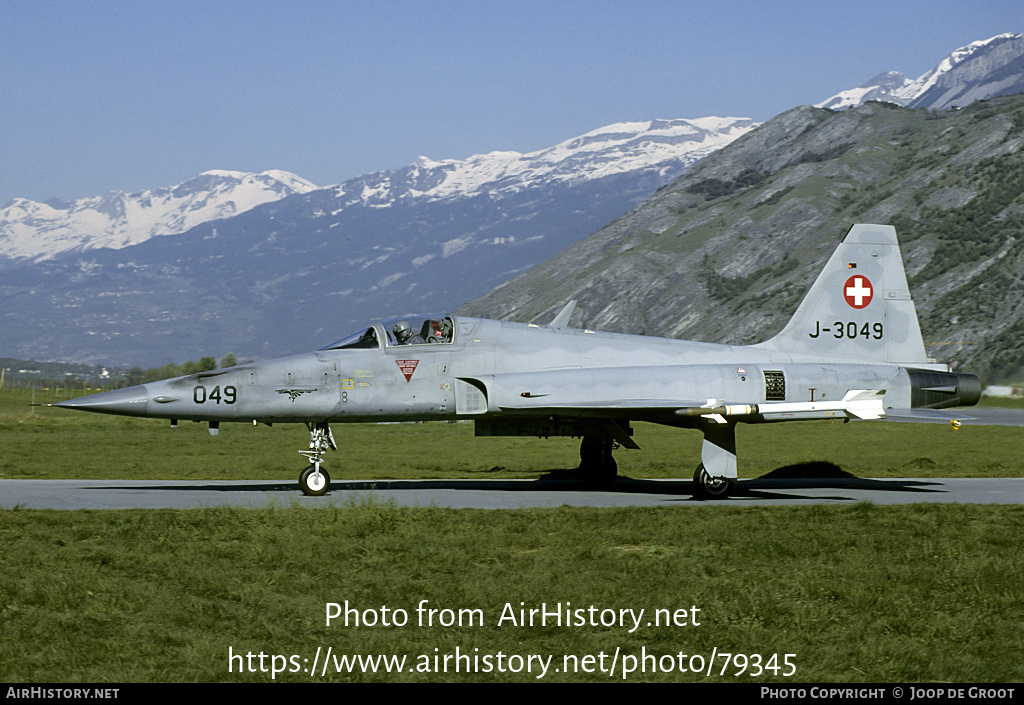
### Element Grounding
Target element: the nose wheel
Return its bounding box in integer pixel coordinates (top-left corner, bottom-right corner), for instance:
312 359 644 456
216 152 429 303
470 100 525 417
298 422 335 496
299 464 331 496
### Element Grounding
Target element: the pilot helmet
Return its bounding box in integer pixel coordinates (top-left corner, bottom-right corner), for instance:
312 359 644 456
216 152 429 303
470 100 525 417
393 321 412 342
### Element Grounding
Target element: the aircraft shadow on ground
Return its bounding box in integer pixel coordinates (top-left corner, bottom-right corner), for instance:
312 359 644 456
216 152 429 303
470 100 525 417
89 460 946 501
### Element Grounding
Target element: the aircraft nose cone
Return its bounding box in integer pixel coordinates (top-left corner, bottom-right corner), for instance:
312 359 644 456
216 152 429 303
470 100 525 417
51 385 150 417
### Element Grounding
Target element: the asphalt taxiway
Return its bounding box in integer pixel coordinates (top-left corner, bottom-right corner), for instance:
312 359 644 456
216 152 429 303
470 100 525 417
1 477 1021 510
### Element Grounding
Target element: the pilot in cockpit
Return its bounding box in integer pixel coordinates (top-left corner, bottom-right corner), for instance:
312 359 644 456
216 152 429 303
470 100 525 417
393 321 425 345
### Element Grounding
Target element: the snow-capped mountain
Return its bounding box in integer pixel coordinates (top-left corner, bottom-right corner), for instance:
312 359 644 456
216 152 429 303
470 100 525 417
0 117 757 365
817 32 1024 110
0 118 753 266
815 71 915 111
0 170 318 261
332 117 755 206
273 117 755 211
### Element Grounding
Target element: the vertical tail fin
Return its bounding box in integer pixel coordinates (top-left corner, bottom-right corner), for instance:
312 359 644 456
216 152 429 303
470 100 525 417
756 224 929 364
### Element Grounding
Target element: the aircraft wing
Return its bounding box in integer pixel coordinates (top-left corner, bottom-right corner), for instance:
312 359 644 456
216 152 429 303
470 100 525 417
475 367 1024 426
498 398 709 414
476 368 884 422
500 396 1024 426
479 367 710 416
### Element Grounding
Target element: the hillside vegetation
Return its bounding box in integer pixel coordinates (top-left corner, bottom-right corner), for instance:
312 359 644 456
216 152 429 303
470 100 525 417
460 96 1024 382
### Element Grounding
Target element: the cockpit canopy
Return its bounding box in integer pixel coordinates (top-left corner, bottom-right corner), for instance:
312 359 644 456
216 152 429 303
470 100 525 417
320 315 455 350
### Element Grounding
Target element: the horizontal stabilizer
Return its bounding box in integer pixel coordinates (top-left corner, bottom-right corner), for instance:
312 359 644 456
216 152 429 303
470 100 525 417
882 406 1024 426
883 409 977 425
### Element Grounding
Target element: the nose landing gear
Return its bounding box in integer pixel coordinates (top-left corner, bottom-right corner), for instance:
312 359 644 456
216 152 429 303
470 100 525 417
298 422 335 496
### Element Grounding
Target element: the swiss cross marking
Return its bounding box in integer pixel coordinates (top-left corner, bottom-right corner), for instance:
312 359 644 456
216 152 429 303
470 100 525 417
843 275 873 309
396 359 419 381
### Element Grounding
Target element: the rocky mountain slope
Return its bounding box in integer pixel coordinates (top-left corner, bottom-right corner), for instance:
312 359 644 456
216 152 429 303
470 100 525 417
459 95 1024 382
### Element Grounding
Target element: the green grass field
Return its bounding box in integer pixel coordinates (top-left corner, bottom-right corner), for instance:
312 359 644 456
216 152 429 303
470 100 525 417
1 503 1022 682
2 389 1022 683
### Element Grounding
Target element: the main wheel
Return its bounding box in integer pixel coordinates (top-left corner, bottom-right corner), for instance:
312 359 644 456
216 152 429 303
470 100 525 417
692 464 732 499
299 464 331 496
580 434 617 486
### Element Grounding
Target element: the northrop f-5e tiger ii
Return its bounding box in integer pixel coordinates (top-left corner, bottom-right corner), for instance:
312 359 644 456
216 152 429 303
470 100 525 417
54 224 985 497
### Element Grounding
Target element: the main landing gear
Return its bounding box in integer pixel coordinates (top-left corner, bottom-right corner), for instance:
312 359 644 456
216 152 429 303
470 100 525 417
298 422 335 496
692 464 733 499
692 419 737 499
578 422 638 486
579 432 618 485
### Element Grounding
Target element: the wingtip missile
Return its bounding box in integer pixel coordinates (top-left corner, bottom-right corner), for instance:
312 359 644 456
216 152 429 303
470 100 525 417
675 390 885 422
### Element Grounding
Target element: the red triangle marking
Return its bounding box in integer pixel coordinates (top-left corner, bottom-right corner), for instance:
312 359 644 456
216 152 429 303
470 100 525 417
396 359 419 381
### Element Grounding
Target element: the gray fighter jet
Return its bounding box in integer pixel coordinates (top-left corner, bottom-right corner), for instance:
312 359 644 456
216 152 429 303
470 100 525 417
54 224 983 497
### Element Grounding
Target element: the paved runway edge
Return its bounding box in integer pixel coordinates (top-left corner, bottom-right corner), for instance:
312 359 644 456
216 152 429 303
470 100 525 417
1 477 1022 510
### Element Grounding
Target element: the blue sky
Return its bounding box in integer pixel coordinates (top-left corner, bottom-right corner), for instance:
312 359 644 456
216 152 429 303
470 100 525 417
2 0 1021 204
